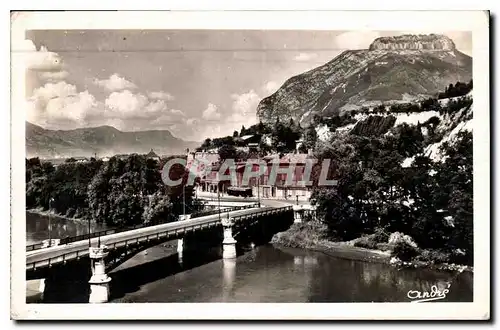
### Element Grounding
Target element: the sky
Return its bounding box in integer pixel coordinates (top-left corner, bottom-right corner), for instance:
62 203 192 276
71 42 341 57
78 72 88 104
23 30 472 141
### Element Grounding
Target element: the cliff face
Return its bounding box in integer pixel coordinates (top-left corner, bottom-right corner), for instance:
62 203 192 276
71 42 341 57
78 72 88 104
350 115 397 136
369 34 456 51
257 34 471 126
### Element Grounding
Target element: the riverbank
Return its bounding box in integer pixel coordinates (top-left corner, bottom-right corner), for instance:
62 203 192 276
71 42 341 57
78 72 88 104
26 208 90 224
271 221 472 273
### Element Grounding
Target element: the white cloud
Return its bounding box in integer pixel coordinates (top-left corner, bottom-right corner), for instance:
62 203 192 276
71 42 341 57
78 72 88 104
148 91 175 101
264 81 279 94
294 53 318 62
104 90 149 117
186 118 199 126
227 90 260 124
45 91 97 122
144 99 168 114
38 70 70 82
169 109 185 117
202 103 221 121
30 81 78 101
94 74 137 92
334 31 382 50
27 81 101 129
21 39 64 72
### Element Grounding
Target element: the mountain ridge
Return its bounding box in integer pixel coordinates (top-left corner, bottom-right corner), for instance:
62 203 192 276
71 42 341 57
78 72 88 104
26 121 199 159
257 34 472 126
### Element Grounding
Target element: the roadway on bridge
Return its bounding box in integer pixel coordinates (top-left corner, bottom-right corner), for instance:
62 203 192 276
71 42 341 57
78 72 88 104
26 204 286 270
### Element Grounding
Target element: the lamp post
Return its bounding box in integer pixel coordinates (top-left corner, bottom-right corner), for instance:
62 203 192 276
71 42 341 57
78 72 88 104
87 185 92 247
257 147 261 208
218 187 221 221
48 197 54 242
183 184 186 218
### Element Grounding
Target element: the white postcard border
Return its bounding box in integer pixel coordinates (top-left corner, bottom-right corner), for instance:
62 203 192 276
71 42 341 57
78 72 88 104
10 10 490 320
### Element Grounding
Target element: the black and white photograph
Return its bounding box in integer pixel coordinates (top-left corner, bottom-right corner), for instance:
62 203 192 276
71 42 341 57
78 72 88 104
10 10 490 320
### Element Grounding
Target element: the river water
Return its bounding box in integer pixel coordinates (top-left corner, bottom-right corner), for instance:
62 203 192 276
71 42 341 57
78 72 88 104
26 213 473 303
26 211 111 246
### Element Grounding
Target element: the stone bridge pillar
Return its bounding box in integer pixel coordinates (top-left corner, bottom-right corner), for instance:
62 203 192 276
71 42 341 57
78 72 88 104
38 239 60 296
293 205 304 223
177 214 191 257
221 217 237 259
88 245 112 303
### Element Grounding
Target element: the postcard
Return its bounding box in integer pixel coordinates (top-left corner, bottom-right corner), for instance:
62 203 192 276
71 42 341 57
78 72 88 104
10 10 490 320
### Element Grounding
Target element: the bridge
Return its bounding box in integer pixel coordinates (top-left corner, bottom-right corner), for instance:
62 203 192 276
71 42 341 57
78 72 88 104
26 201 305 303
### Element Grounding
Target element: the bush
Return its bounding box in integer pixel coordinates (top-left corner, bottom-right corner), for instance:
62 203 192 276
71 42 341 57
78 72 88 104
373 228 389 243
65 207 76 218
353 236 378 250
415 249 450 264
392 241 419 261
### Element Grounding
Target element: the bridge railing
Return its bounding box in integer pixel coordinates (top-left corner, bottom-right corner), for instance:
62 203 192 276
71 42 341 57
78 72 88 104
25 203 259 251
190 203 259 219
231 205 293 223
26 204 293 271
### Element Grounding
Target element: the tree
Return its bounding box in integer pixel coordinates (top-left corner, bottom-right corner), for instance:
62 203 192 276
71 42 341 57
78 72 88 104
200 138 212 150
143 192 173 225
233 130 239 138
218 144 238 161
303 125 318 150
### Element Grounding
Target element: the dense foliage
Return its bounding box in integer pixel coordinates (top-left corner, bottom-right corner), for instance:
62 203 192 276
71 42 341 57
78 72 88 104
438 80 473 99
26 154 196 227
311 98 473 265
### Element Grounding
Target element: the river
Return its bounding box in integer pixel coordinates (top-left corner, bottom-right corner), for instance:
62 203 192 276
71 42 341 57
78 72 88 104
26 213 473 303
26 211 111 246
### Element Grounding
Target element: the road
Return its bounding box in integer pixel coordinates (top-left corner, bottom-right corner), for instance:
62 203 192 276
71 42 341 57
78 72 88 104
196 191 310 207
26 204 290 271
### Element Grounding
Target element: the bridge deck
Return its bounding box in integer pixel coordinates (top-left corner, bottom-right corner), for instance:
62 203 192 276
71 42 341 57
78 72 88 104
26 205 292 271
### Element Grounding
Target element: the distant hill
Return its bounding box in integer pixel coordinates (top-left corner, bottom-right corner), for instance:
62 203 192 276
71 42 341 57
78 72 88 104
25 122 199 159
257 34 472 125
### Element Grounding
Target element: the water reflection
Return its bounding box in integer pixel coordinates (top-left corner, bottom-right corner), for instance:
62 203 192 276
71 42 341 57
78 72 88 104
112 245 472 303
222 259 236 301
307 249 472 302
26 212 110 245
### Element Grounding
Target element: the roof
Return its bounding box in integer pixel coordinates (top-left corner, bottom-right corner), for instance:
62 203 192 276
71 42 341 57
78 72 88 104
146 149 160 158
270 153 312 164
240 135 255 141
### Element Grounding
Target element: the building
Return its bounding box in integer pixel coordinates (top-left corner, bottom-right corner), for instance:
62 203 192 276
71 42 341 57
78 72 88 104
192 150 315 201
146 149 161 161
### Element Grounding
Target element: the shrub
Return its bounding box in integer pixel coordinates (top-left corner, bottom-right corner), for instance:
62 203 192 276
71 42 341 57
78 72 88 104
415 249 450 264
392 241 419 261
353 236 378 250
373 227 390 243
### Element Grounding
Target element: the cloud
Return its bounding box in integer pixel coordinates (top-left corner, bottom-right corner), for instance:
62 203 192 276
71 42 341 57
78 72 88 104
94 74 137 92
21 39 65 72
105 90 149 115
227 90 260 124
294 53 318 62
27 81 101 129
334 31 382 50
29 81 78 101
264 81 279 94
202 103 221 121
148 91 175 101
37 70 70 82
186 118 199 126
44 91 97 122
169 109 185 117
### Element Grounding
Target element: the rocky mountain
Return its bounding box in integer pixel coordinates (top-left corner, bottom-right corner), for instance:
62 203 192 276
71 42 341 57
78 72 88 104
26 122 199 159
257 34 472 125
